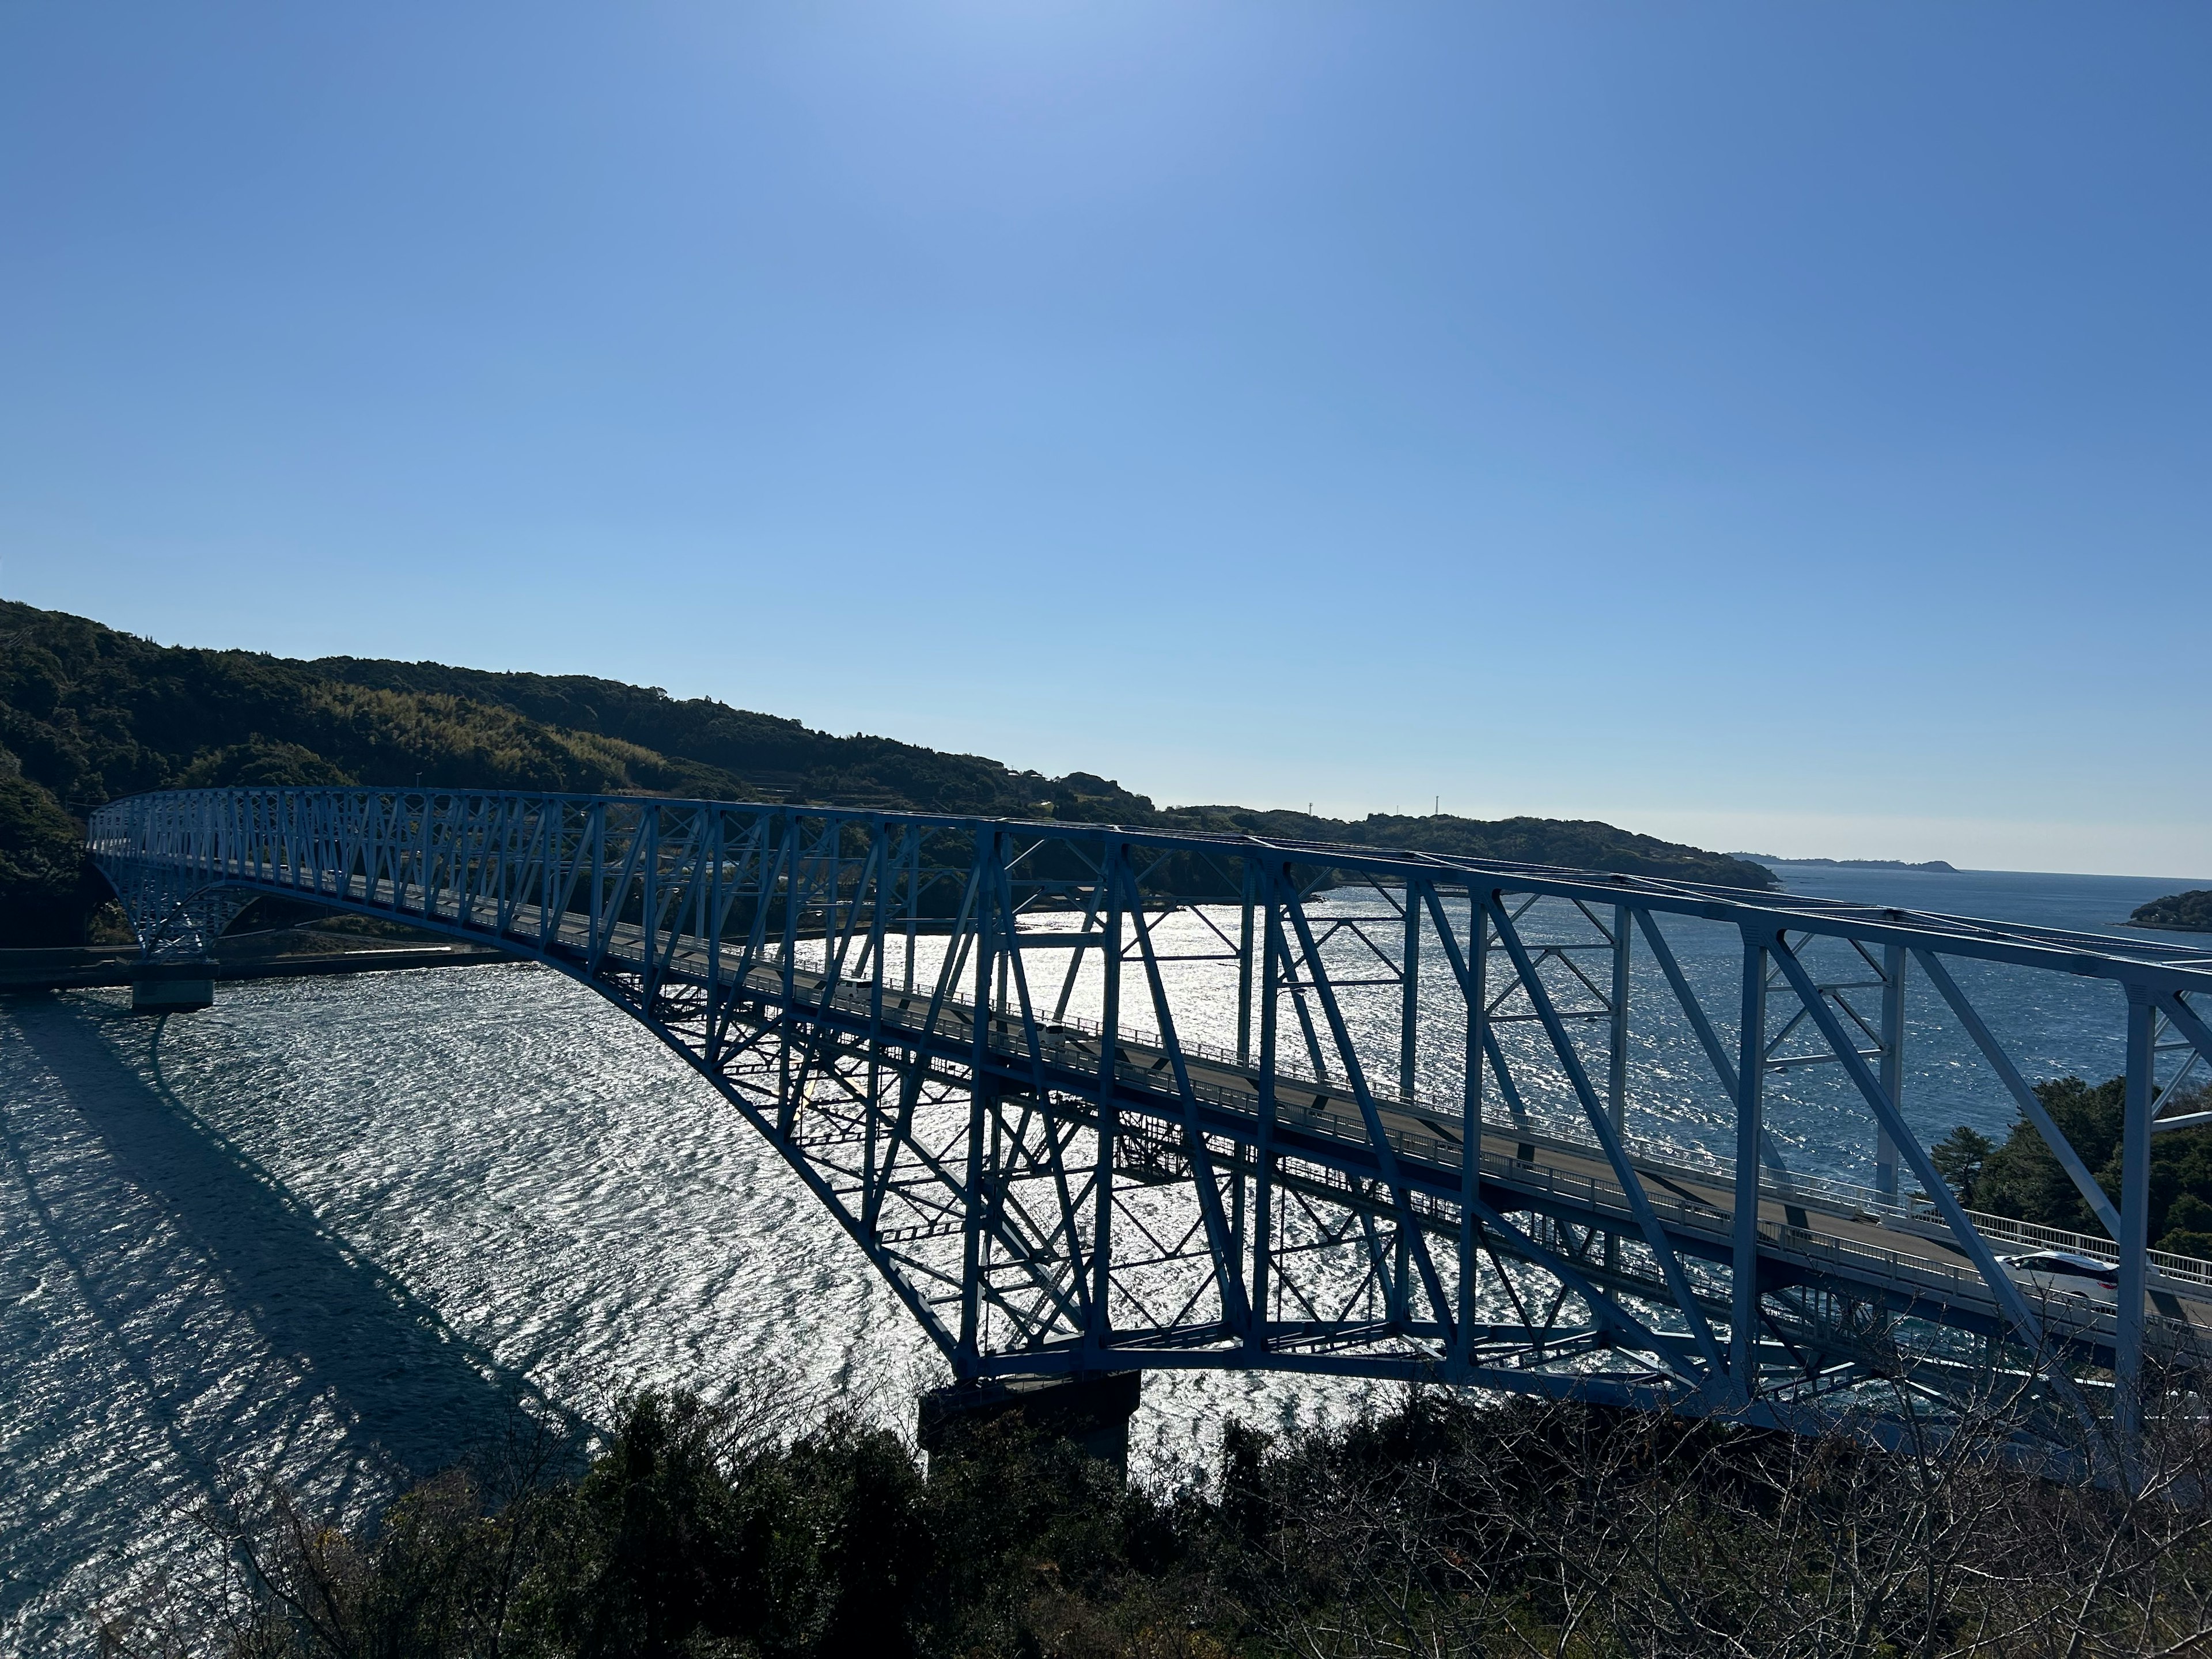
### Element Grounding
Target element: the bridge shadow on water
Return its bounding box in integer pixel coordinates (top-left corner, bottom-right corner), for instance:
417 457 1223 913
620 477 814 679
5 993 586 1523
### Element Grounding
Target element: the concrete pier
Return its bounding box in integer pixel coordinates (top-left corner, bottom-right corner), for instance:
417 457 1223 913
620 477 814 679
918 1372 1141 1477
130 963 216 1013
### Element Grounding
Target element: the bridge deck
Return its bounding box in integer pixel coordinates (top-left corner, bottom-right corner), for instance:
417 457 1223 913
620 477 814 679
89 787 2212 1429
341 871 2198 1361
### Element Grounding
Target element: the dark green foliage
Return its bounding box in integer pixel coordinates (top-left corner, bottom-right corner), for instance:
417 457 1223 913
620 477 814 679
537 1395 936 1657
178 737 359 789
1929 1125 1994 1206
0 600 747 941
2131 889 2212 931
195 1390 1171 1659
0 771 105 941
2162 1194 2212 1260
0 596 1772 944
310 655 1098 821
1973 1073 2212 1253
1978 1075 2125 1233
171 1381 2212 1659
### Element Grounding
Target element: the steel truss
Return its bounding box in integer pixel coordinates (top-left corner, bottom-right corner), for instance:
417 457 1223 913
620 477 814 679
88 789 2212 1453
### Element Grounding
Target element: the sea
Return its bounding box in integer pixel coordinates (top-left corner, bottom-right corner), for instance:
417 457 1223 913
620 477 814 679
1 861 2204 1649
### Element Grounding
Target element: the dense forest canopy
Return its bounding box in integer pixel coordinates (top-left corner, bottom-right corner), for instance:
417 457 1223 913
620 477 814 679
2132 889 2212 932
1931 1074 2212 1257
0 598 1774 944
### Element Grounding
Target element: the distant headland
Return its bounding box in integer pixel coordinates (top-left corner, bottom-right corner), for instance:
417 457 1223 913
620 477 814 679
1733 853 1960 874
2130 889 2212 933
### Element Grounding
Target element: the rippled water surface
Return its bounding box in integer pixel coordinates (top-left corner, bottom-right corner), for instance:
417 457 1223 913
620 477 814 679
1 860 2202 1649
0 966 1371 1648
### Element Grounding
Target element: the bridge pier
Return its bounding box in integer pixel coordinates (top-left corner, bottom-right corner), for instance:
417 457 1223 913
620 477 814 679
918 1372 1141 1479
131 961 214 1013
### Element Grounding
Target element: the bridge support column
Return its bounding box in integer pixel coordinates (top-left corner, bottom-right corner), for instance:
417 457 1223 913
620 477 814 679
131 961 215 1013
918 1372 1142 1480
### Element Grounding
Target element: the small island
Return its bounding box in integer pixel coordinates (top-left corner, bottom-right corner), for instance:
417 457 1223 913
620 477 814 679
1733 853 1959 874
2130 889 2212 933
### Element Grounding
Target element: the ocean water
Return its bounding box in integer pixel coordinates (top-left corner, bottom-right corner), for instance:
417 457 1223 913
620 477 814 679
1722 863 2211 1156
1 861 2203 1648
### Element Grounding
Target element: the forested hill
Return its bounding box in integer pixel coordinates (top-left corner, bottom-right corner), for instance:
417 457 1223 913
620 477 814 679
0 599 1775 942
2131 890 2212 933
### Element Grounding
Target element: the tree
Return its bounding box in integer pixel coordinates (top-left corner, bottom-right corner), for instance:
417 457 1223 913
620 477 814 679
1929 1125 1994 1207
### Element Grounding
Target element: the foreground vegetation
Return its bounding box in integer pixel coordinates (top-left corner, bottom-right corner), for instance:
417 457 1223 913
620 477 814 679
98 1372 2212 1659
0 598 1774 944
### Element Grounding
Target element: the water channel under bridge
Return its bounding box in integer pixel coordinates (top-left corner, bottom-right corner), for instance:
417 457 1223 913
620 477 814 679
87 789 2212 1457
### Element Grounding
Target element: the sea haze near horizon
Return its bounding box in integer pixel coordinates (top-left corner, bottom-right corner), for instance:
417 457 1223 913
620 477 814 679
1749 861 2211 927
0 859 2203 1649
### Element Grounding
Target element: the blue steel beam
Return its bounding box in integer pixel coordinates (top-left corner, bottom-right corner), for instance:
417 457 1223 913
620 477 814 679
85 787 2212 1452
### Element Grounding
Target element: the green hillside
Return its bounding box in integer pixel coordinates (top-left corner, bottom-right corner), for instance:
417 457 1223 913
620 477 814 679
0 599 1775 944
2132 889 2212 933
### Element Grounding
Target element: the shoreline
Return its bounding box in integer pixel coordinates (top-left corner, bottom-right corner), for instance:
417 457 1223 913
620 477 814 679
0 938 512 993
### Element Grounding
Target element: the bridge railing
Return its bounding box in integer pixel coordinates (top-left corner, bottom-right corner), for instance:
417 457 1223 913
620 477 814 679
794 961 2212 1301
85 786 2212 1442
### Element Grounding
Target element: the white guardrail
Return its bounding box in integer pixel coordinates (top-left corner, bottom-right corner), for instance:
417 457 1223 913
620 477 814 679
785 974 2212 1306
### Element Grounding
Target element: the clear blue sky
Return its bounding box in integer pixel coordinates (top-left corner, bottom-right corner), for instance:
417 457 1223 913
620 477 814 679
3 4 2206 876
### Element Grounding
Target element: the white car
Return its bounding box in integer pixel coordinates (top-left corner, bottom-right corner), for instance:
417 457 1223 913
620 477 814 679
2003 1248 2120 1304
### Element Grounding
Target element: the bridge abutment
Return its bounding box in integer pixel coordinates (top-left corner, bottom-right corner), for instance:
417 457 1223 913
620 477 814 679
131 961 214 1013
918 1372 1141 1479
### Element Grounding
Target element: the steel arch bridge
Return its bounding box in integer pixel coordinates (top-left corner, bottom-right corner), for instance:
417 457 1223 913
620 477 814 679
88 788 2212 1453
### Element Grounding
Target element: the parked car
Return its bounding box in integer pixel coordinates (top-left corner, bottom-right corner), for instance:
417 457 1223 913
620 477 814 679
2003 1248 2120 1304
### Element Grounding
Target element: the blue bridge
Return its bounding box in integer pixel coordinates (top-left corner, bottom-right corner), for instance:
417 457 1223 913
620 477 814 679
88 789 2212 1457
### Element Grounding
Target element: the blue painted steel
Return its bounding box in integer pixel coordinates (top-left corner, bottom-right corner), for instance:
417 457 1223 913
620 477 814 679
86 787 2212 1454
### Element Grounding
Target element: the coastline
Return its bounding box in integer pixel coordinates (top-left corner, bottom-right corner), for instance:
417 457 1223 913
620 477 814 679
0 936 510 994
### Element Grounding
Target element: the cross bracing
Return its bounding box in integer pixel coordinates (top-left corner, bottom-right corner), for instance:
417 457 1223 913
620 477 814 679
87 788 2212 1457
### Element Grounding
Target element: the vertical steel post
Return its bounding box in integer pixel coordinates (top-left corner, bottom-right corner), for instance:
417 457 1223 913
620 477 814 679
990 824 1009 1016
1237 862 1256 1069
961 830 996 1376
864 819 889 1212
1730 932 1770 1399
903 829 920 994
639 808 660 1000
1457 885 1488 1369
2115 985 2156 1447
1248 859 1279 1354
704 812 727 1065
778 813 800 1131
1400 883 1420 1105
1877 944 1905 1200
1609 904 1631 1137
1606 903 1631 1273
1088 843 1123 1364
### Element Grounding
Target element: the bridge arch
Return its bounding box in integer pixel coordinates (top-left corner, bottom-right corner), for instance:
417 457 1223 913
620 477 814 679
89 787 2212 1452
